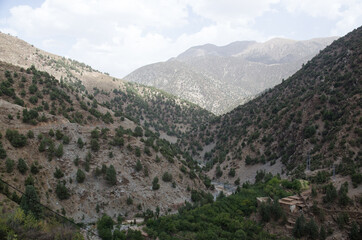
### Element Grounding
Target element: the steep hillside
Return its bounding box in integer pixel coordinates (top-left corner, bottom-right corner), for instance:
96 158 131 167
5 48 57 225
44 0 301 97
0 32 214 140
125 37 337 114
0 62 208 224
191 27 361 184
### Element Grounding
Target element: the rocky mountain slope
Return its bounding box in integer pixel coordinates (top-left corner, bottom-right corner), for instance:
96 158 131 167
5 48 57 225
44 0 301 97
187 26 361 185
125 37 338 114
0 32 214 140
0 61 208 224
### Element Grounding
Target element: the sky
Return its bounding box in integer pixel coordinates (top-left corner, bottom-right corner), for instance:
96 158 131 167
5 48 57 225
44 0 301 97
0 0 361 78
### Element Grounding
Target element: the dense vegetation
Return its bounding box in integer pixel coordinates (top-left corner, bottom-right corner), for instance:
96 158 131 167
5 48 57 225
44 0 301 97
144 176 294 240
187 26 362 181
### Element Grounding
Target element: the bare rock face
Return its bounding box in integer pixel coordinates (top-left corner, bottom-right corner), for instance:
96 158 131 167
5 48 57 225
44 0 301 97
125 37 338 115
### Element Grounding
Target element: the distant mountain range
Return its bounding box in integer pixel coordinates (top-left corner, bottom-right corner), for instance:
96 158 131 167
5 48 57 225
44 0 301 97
125 37 338 114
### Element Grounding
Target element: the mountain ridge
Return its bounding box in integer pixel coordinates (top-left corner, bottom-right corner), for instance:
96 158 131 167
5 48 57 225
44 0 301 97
125 36 338 114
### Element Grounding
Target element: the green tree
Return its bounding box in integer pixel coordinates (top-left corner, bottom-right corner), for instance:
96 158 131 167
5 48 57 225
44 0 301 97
152 177 160 190
0 142 6 159
228 168 235 177
6 129 27 147
216 165 223 178
105 165 117 185
338 182 350 207
17 158 28 174
127 196 133 205
323 183 337 203
162 172 173 182
349 222 360 240
76 169 86 183
54 167 64 179
5 158 15 173
20 185 42 218
77 137 84 148
55 129 64 140
305 219 319 239
55 144 64 158
293 214 306 238
30 162 39 174
135 160 143 172
56 182 70 200
134 126 143 137
97 214 114 240
319 225 327 240
90 139 100 152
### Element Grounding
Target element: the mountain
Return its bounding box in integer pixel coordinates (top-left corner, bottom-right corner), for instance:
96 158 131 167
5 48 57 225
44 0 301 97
141 26 362 240
0 32 216 225
187 26 361 185
0 26 361 240
0 32 214 139
125 37 338 114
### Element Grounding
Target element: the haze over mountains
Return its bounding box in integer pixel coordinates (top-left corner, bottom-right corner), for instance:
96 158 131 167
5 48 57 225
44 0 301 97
125 37 338 114
0 26 361 240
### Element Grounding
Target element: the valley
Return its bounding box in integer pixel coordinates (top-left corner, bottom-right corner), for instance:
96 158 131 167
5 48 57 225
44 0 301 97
0 25 361 240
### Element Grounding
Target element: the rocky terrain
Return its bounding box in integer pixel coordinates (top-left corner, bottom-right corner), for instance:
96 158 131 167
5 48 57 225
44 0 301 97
125 37 337 114
0 26 360 240
0 61 207 224
186 27 361 188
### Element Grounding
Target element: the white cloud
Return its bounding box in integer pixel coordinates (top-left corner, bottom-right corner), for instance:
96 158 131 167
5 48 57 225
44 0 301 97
281 0 362 35
1 0 361 77
186 0 279 24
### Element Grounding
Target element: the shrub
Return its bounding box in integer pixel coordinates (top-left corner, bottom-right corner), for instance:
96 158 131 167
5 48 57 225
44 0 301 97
127 196 133 205
135 147 141 157
27 130 34 139
351 173 362 186
6 129 27 147
97 214 114 240
77 138 84 148
20 185 42 218
228 168 235 177
338 182 350 207
349 222 360 240
30 163 39 174
62 135 70 144
29 96 38 104
5 158 15 173
17 158 28 174
162 172 173 182
55 130 63 140
22 109 38 124
90 139 100 152
0 142 6 159
304 125 316 138
55 144 64 157
28 84 38 94
305 219 319 239
56 182 70 200
76 169 85 183
135 160 142 172
54 168 64 179
134 126 143 137
293 214 306 238
152 177 160 190
216 165 223 178
323 183 337 203
105 165 117 185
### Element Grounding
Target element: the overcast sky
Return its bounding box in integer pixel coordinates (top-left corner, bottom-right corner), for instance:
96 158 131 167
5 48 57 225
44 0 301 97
0 0 361 77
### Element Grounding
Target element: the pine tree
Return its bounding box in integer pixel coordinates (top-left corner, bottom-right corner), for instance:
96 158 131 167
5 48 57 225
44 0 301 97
105 165 117 185
293 214 306 238
135 160 143 172
20 185 42 218
76 169 86 183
